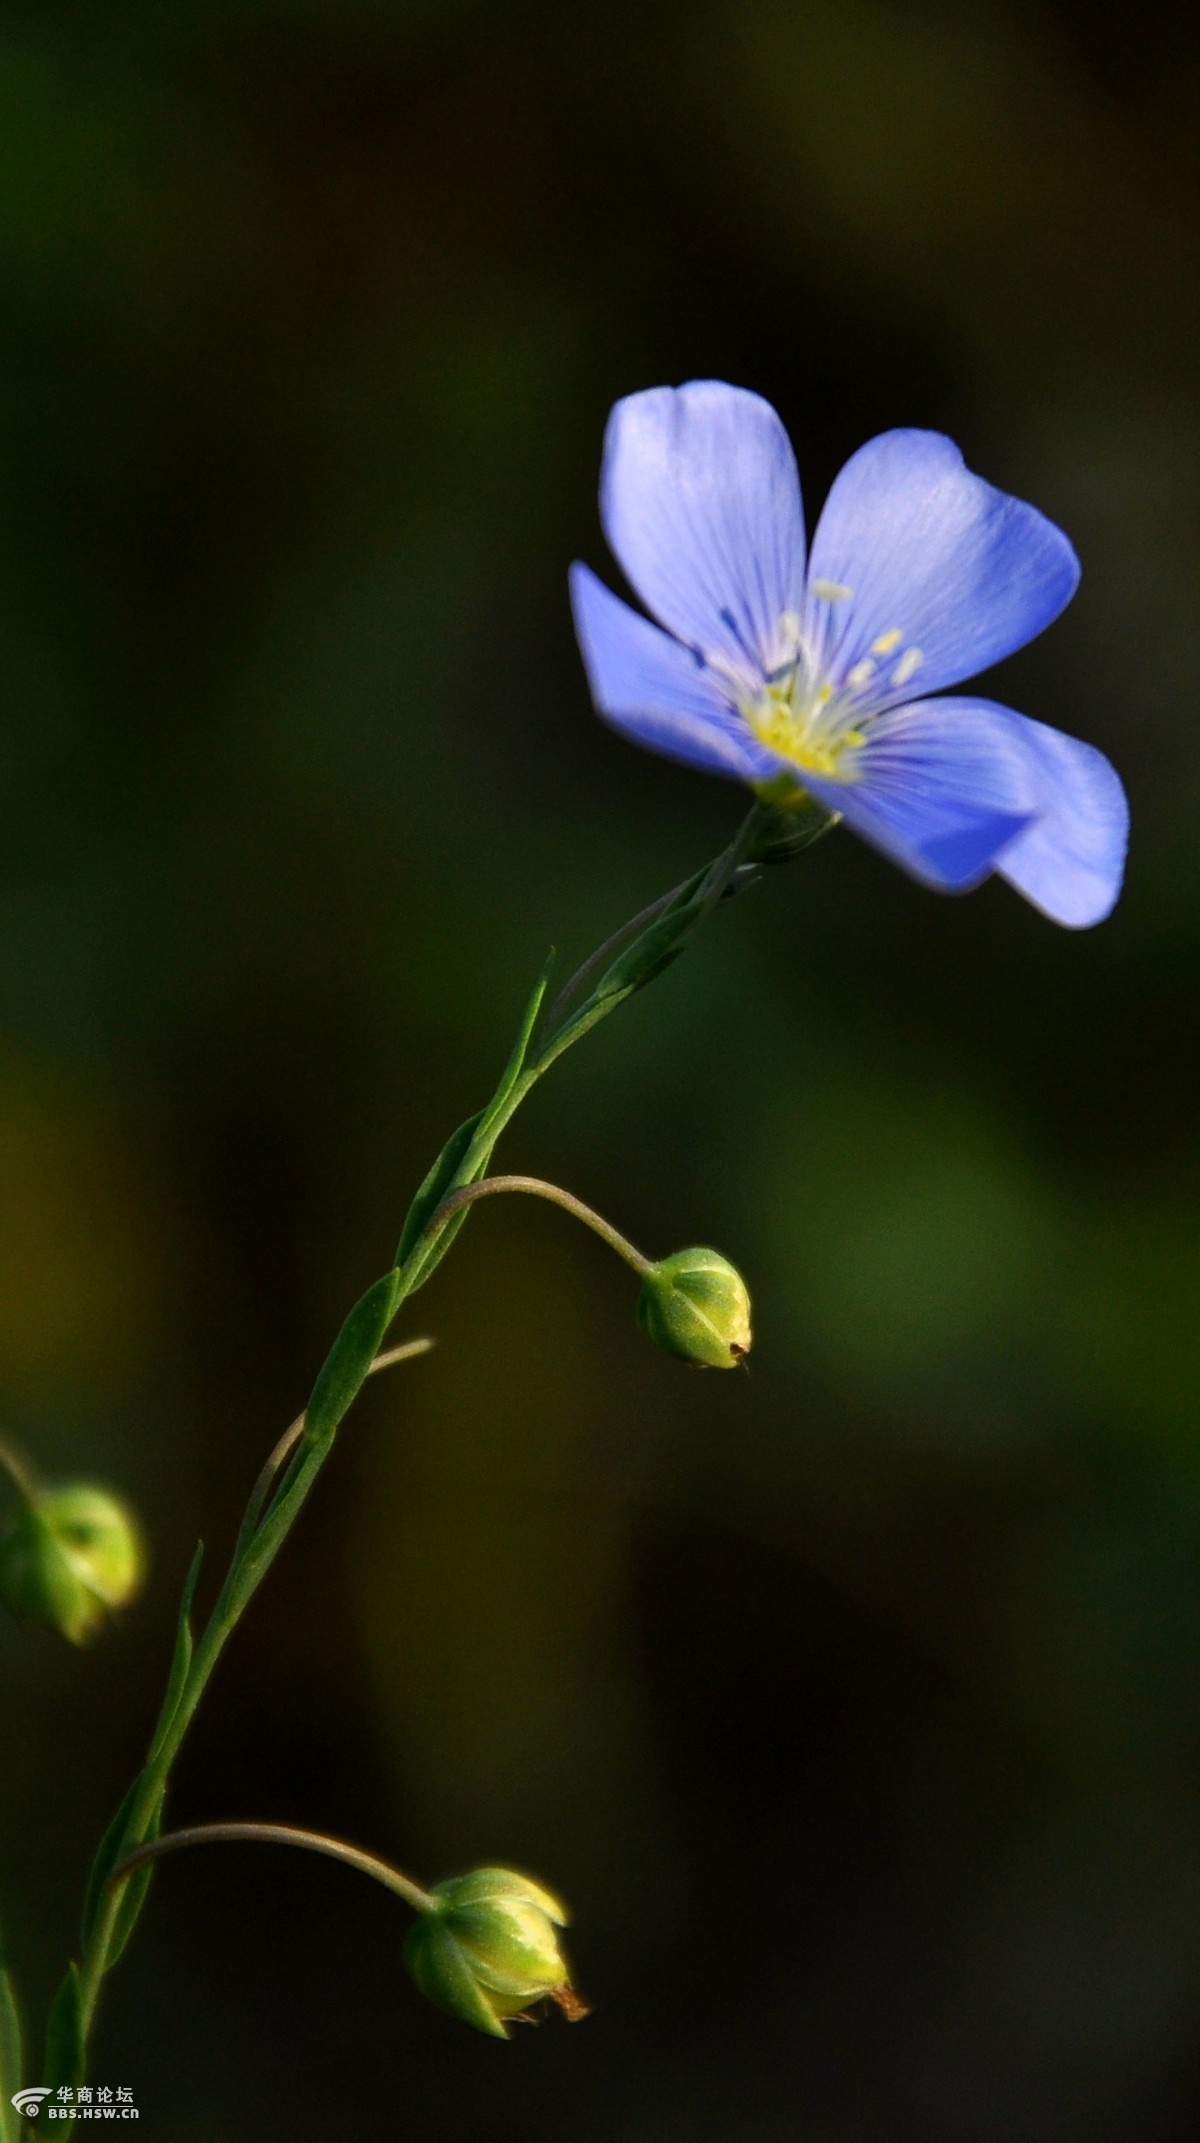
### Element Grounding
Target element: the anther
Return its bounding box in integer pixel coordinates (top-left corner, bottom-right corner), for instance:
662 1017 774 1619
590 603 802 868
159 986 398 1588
871 628 904 655
846 658 876 689
809 579 853 602
891 647 924 687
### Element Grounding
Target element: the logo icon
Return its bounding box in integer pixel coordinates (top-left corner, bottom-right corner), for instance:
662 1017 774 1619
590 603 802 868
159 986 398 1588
11 2089 52 2117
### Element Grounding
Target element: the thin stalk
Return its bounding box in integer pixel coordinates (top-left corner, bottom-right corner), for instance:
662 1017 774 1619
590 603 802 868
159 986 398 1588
109 1823 433 1916
77 1446 342 2029
430 1174 653 1277
67 801 794 2063
77 1342 435 2033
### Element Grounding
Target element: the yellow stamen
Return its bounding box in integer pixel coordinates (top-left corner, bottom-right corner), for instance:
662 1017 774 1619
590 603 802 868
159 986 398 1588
744 682 863 780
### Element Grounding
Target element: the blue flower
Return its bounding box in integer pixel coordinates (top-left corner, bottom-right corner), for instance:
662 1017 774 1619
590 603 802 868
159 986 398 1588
570 382 1128 927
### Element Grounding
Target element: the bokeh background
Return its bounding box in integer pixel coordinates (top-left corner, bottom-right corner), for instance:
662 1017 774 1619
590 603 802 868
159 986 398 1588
1 0 1198 2135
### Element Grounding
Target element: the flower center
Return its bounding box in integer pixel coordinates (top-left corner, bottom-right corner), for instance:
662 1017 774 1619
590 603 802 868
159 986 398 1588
738 597 925 784
743 679 863 778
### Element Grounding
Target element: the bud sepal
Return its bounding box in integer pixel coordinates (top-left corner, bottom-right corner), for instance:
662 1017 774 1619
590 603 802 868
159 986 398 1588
404 1867 585 2039
0 1484 145 1646
637 1246 752 1368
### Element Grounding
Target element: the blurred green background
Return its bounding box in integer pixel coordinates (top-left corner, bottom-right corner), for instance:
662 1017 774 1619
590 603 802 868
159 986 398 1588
1 0 1198 2134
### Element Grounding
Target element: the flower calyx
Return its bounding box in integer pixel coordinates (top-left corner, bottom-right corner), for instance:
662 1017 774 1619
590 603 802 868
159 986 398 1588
0 1482 145 1645
637 1246 752 1368
403 1867 587 2039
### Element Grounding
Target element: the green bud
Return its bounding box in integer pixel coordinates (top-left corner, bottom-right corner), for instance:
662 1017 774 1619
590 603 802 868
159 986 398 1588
0 1484 145 1646
403 1867 587 2039
637 1246 752 1368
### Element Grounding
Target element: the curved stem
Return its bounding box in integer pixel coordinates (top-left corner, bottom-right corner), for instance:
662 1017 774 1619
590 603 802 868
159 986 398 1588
76 1341 437 2035
67 803 786 2066
235 1335 436 1554
430 1174 653 1278
0 1439 35 1507
109 1823 433 1915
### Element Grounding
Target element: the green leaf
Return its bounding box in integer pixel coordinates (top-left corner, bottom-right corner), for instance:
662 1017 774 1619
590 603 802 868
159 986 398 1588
593 870 713 1002
107 1796 163 1969
80 1539 203 1960
483 950 554 1121
79 1770 164 1965
147 1541 203 1763
395 1110 485 1269
394 954 554 1281
0 1946 23 2142
303 1269 401 1446
44 1965 85 2094
573 838 760 1031
80 1777 142 1953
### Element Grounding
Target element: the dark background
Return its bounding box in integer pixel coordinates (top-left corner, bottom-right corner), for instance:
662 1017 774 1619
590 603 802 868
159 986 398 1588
2 1 1199 2135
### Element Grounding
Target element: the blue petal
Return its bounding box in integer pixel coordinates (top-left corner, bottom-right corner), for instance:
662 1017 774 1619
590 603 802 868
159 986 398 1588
570 562 775 783
798 697 1042 891
800 696 1127 925
805 431 1080 708
994 714 1128 927
599 382 806 678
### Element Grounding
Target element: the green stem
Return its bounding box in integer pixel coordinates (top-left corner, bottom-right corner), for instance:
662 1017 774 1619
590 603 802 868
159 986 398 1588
430 1174 653 1277
66 799 789 2062
75 1340 434 2035
110 1823 433 1916
397 804 771 1307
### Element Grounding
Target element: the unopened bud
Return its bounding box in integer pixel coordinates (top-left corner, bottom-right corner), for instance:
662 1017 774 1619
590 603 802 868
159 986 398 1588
0 1484 145 1646
637 1246 752 1368
404 1867 587 2039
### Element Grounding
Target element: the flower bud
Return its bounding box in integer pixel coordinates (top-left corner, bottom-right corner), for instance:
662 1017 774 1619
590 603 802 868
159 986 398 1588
403 1867 587 2039
0 1484 145 1646
637 1246 752 1368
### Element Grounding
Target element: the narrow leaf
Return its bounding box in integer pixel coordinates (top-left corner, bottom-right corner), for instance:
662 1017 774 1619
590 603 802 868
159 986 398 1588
395 957 555 1280
147 1541 204 1762
107 1796 163 1969
0 1945 23 2143
587 833 756 1013
593 875 710 1003
395 1110 484 1268
79 1766 166 1970
44 1966 85 2094
484 950 555 1119
551 900 695 1041
81 1538 203 1956
80 1776 144 1952
303 1270 401 1446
